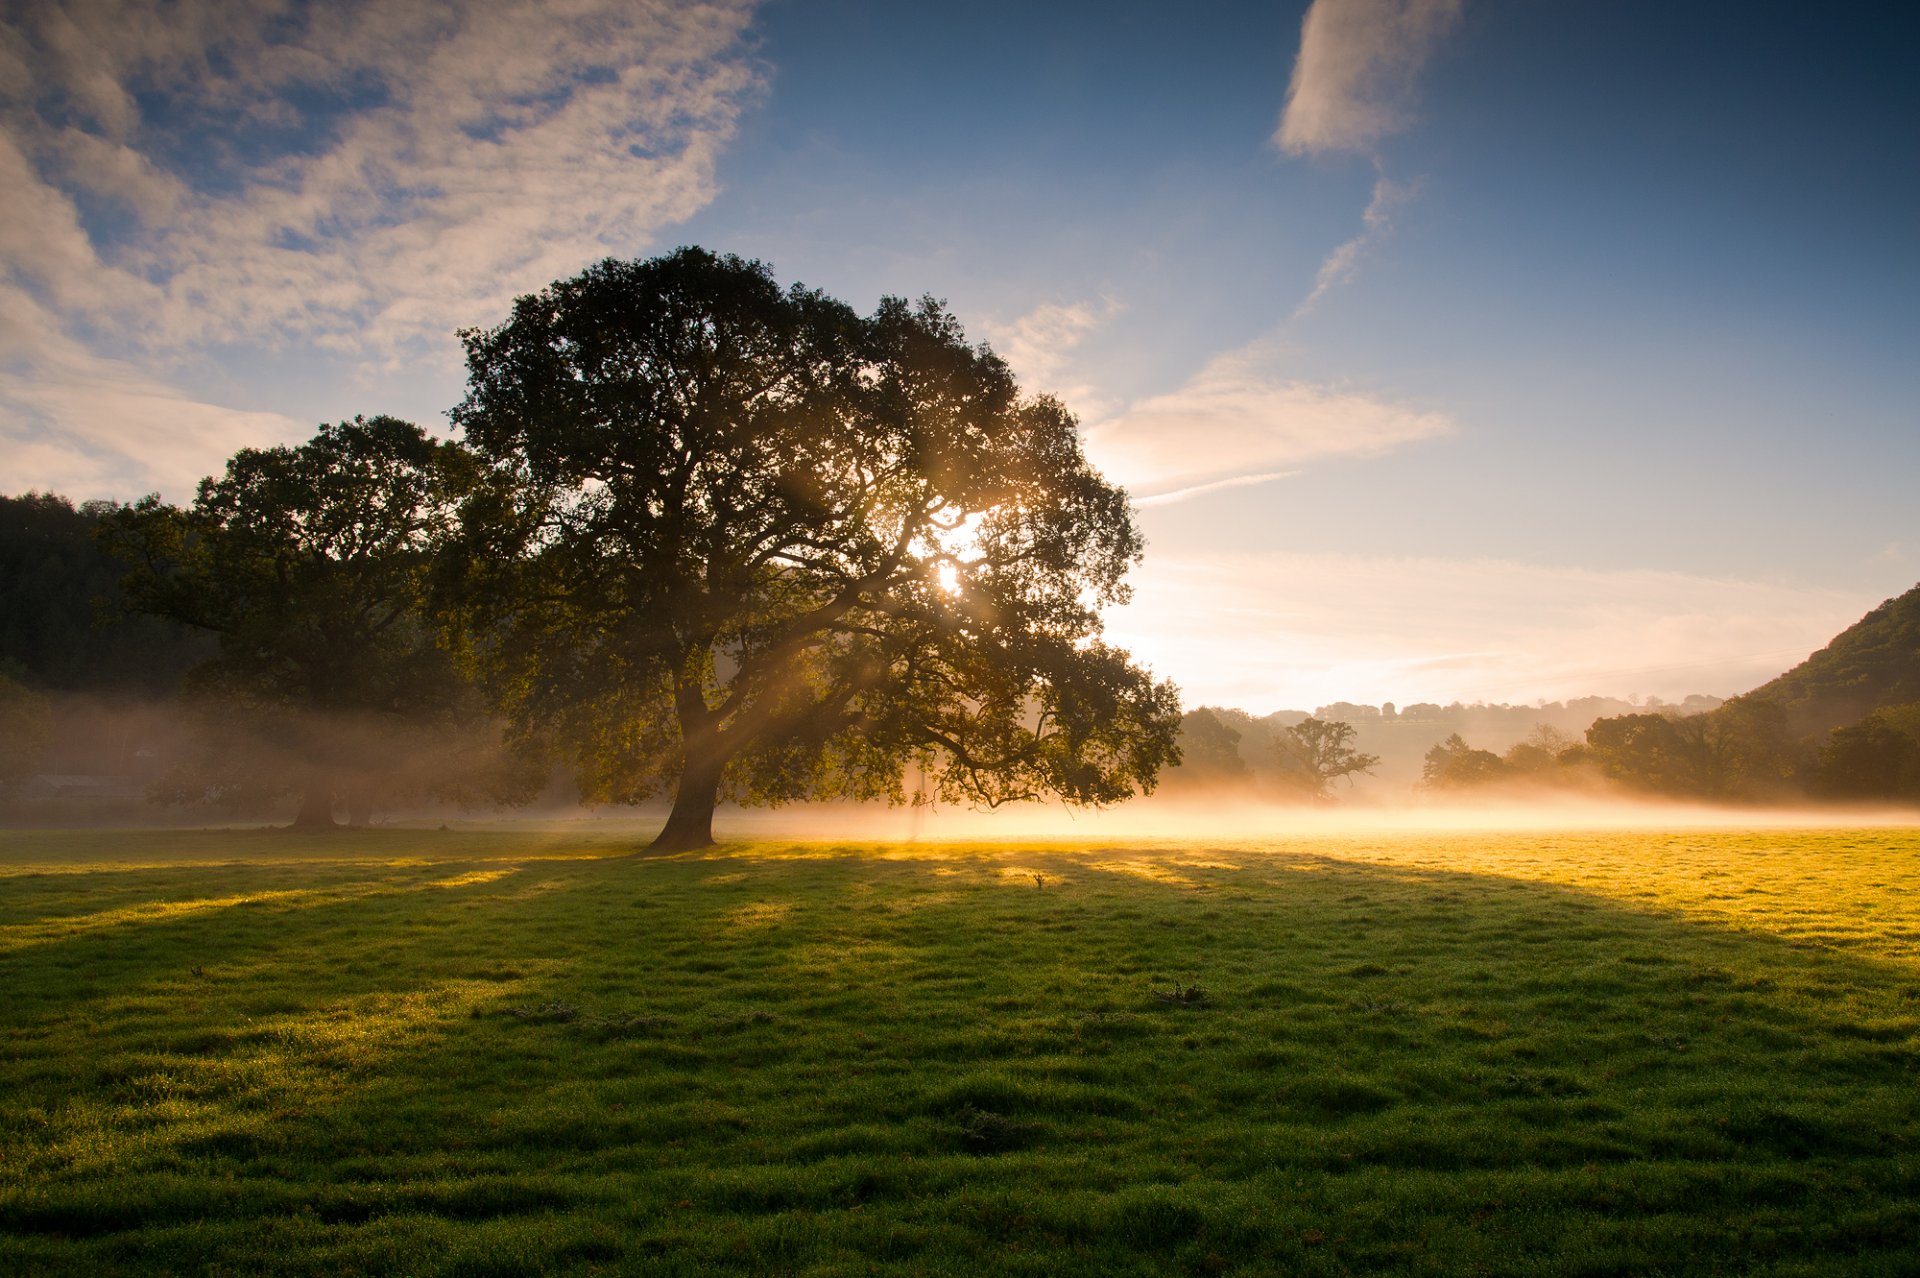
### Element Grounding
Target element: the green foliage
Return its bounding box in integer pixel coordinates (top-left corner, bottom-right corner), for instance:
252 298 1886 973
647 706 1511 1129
1578 701 1806 803
1697 696 1803 799
1815 704 1920 800
3 826 1920 1275
1561 588 1920 805
0 492 209 694
1583 713 1713 796
100 417 530 822
452 249 1180 847
1272 717 1379 799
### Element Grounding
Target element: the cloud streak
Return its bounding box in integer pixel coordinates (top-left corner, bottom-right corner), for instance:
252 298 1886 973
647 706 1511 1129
1295 173 1414 315
1275 0 1463 156
1081 340 1452 504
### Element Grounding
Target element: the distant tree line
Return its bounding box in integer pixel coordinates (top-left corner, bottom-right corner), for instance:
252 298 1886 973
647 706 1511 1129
1413 588 1920 805
1163 581 1920 809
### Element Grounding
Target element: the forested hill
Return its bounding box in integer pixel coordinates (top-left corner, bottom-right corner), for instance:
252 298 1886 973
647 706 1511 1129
1740 583 1920 735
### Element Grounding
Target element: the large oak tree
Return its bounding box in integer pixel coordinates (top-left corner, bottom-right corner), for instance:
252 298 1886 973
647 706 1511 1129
453 248 1180 850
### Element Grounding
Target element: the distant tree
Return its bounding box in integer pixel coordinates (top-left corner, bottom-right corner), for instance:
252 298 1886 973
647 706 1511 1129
1171 707 1248 781
1273 717 1379 799
0 675 53 781
102 417 518 827
1523 723 1577 757
1498 724 1580 776
1815 706 1920 802
1697 696 1803 800
1583 713 1712 796
1874 703 1920 747
1423 733 1510 789
1500 741 1555 773
451 249 1181 850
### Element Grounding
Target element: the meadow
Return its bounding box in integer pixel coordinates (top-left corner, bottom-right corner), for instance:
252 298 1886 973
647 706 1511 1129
2 822 1918 1275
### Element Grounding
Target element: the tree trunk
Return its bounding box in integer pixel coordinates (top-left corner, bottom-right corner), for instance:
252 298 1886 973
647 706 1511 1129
344 791 374 828
648 752 721 852
289 779 337 830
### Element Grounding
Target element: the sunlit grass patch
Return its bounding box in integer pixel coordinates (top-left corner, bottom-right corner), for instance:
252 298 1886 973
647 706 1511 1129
1 824 1918 1274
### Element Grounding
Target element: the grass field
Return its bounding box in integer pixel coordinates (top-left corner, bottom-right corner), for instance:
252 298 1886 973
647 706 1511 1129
3 823 1919 1275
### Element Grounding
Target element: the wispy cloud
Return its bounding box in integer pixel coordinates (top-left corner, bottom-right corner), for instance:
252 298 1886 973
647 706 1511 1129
1081 340 1451 504
1295 173 1414 315
1275 0 1463 157
1105 551 1873 713
0 0 763 495
0 283 303 498
1131 469 1299 509
981 297 1123 421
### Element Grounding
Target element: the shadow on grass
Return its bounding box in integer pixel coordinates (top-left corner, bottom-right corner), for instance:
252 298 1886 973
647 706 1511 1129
2 836 1918 1275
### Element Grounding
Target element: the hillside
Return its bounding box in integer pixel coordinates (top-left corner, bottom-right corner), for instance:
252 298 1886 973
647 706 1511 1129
1740 582 1920 735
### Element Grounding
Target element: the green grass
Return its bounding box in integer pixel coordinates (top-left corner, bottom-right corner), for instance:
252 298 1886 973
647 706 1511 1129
3 824 1919 1275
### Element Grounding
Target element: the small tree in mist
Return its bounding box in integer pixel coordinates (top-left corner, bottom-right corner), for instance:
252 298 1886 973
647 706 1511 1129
104 416 530 826
451 248 1181 851
1169 707 1249 783
1422 733 1510 789
1273 717 1379 800
0 675 53 782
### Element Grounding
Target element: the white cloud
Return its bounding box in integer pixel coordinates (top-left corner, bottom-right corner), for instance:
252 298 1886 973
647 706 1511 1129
0 285 303 499
1105 551 1874 714
1275 0 1463 156
0 0 763 496
1081 340 1451 502
981 297 1123 421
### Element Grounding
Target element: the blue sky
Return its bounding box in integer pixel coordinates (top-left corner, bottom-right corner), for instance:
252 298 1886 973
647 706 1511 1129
3 0 1916 710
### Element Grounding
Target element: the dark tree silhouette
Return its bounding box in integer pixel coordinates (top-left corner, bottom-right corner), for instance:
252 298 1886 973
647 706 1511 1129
0 492 209 693
452 248 1180 851
1274 716 1379 799
103 417 499 827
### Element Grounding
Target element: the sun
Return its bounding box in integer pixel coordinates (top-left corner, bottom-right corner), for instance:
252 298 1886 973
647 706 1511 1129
920 509 988 597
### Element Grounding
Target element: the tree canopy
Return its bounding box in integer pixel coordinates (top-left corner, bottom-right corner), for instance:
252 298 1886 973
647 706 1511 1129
452 248 1180 850
102 416 516 826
